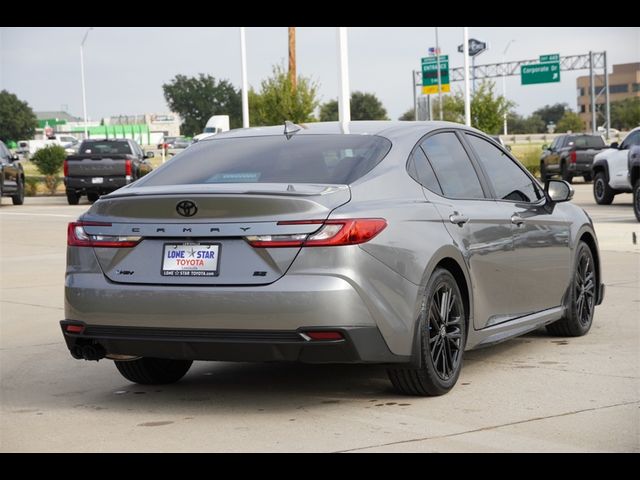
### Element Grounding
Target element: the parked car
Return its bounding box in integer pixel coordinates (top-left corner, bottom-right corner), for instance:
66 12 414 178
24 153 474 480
64 138 154 205
158 136 191 155
540 134 607 183
626 135 640 222
0 140 25 205
61 121 604 396
591 127 640 205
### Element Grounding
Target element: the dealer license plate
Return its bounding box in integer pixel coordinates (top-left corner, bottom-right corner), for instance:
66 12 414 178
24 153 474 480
91 177 104 184
162 243 220 277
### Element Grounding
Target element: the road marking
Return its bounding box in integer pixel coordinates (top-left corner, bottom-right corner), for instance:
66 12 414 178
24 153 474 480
0 212 76 218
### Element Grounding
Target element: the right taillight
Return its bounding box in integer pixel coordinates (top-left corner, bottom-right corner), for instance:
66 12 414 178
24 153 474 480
245 218 387 248
67 222 141 248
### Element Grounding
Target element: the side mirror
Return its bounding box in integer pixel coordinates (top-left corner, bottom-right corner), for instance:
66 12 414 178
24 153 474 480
610 142 619 149
546 179 574 203
542 144 549 151
9 155 19 163
145 151 155 158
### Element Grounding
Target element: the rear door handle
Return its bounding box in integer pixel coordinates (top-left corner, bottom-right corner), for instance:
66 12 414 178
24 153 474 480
449 213 469 226
511 214 525 226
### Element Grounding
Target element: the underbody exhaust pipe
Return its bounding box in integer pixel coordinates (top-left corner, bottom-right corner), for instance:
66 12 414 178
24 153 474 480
72 343 106 361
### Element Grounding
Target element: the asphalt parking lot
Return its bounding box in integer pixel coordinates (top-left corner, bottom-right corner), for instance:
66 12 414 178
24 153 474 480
1 184 638 452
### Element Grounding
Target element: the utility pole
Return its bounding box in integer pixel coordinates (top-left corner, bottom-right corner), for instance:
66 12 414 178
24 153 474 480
463 28 471 126
502 39 515 136
412 70 418 120
435 27 443 121
240 27 249 128
80 27 93 139
337 27 351 127
288 27 297 91
604 51 610 140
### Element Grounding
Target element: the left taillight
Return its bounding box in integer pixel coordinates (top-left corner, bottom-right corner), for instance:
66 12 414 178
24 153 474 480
67 222 141 248
63 159 69 177
570 150 577 164
246 218 387 248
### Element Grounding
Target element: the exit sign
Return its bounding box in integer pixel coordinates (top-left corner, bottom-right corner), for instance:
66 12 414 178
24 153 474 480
521 63 561 85
539 54 560 63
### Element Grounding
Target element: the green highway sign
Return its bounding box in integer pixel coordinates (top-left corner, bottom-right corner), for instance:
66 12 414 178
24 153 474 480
539 53 560 63
421 55 450 94
521 62 561 85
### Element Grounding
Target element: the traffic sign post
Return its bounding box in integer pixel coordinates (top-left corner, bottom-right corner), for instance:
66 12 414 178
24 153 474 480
422 55 450 95
521 62 561 85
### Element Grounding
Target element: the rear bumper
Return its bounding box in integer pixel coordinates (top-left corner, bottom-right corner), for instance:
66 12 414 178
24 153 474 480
567 163 593 174
60 322 407 364
64 176 131 193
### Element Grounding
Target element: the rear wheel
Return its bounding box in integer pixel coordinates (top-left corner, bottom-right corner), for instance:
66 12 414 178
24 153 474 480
593 172 614 205
387 268 466 396
115 357 193 385
546 241 596 337
539 162 548 182
66 190 80 205
11 177 24 205
87 192 100 203
634 179 640 222
561 162 573 183
583 173 592 182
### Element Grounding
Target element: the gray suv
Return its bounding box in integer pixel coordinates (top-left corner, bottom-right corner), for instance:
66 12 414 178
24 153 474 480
61 121 604 396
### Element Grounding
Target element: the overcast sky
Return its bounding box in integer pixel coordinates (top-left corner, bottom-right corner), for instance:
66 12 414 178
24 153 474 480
1 27 638 122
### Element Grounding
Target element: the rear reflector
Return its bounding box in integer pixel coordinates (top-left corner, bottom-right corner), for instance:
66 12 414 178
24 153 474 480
67 222 141 248
65 324 84 334
304 331 344 341
246 218 387 248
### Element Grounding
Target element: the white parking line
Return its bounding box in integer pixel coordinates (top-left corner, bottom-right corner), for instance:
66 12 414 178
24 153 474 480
0 212 76 218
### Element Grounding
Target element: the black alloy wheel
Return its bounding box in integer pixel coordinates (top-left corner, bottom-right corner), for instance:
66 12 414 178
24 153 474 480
426 283 464 381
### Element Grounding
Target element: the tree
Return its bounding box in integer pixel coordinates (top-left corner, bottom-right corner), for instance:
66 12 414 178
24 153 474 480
610 97 640 130
31 145 66 194
162 74 241 136
0 90 37 142
523 113 546 134
249 64 319 126
533 103 568 127
319 91 389 122
556 110 585 133
398 108 415 121
431 93 465 123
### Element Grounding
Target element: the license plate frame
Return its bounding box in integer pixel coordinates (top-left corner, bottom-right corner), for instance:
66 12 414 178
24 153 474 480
161 243 220 277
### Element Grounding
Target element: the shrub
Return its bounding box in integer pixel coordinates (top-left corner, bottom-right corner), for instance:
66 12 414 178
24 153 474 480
24 176 39 196
30 145 66 194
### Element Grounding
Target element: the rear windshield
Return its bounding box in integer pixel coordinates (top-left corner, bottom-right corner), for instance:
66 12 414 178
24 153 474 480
137 134 392 186
80 141 132 155
568 136 605 148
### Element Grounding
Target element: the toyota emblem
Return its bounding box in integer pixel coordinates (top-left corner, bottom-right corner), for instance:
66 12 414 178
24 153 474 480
176 200 198 217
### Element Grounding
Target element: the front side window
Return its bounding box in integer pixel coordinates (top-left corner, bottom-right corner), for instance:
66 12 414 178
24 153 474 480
465 134 542 203
420 132 485 199
621 131 640 149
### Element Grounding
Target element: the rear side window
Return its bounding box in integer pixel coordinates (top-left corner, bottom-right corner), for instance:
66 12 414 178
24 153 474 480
420 132 485 199
408 147 442 195
137 135 392 186
81 141 132 155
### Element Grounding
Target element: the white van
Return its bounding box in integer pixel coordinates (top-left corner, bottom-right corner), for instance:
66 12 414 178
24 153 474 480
193 115 230 143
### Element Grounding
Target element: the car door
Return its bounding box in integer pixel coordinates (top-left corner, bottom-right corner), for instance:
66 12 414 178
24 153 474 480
0 143 17 192
545 137 563 172
463 133 572 317
610 130 640 189
415 131 517 330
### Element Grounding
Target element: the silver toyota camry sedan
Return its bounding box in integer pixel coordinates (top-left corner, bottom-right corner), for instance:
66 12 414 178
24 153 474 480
61 121 604 396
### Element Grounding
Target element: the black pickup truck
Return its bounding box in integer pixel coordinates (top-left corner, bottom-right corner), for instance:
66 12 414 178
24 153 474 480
628 142 640 222
0 140 25 205
64 139 153 205
540 134 607 183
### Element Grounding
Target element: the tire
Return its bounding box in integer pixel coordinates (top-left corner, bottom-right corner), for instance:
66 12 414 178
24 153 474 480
634 179 640 223
583 173 592 182
561 162 573 183
115 357 193 385
387 268 466 396
66 190 80 205
539 162 548 182
11 177 24 205
546 241 596 337
87 192 100 203
593 172 614 205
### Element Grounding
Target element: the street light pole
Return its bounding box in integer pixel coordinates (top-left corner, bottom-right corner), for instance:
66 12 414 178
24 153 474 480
463 28 471 127
435 27 443 121
80 27 93 139
502 39 515 136
337 27 351 127
240 27 249 128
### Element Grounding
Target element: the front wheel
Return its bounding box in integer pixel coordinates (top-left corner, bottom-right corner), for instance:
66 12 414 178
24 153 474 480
546 241 596 337
633 179 640 222
115 357 193 385
593 172 614 205
11 177 24 205
387 268 466 396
